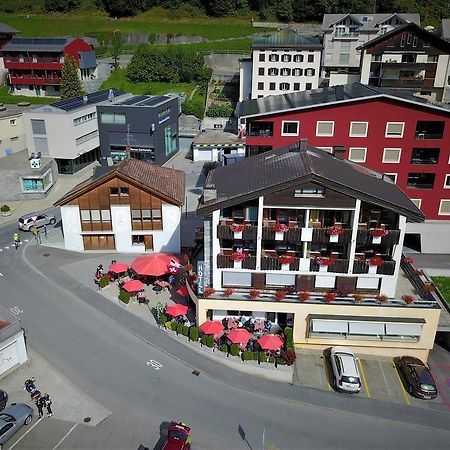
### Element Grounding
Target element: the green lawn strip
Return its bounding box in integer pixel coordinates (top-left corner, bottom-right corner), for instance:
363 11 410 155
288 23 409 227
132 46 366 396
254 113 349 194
0 86 54 105
0 9 259 39
157 38 251 53
431 276 450 304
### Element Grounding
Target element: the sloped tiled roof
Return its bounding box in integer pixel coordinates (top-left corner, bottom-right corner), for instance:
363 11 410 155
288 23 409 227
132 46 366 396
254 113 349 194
0 23 19 34
55 158 185 206
197 140 424 223
322 13 420 32
252 28 321 49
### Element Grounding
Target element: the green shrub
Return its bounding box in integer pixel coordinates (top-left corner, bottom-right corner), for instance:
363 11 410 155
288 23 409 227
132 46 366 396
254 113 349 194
201 334 208 346
220 343 228 353
182 325 189 337
0 205 10 213
171 321 178 332
268 355 275 364
258 352 267 363
206 335 215 348
164 321 173 329
98 275 110 289
189 327 199 342
119 289 130 304
182 98 205 119
159 313 167 325
206 103 234 118
176 323 184 334
242 351 253 361
281 349 297 366
230 344 239 357
284 327 294 350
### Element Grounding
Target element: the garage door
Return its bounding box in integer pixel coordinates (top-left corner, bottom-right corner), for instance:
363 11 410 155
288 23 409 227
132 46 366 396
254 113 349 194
0 342 19 375
83 235 115 250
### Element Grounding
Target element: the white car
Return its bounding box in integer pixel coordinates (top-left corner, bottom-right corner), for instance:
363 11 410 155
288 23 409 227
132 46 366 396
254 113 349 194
330 347 361 393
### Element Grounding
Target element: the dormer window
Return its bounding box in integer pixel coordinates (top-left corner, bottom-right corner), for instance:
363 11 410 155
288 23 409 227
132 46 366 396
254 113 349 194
294 186 325 197
335 26 346 36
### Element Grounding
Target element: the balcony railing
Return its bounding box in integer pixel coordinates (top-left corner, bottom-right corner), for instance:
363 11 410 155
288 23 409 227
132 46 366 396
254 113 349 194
10 75 62 85
310 259 349 273
333 32 359 39
247 131 273 138
217 254 257 270
414 132 444 140
260 256 299 271
217 224 257 240
356 229 400 246
262 227 302 243
353 260 396 275
312 228 352 244
379 78 424 88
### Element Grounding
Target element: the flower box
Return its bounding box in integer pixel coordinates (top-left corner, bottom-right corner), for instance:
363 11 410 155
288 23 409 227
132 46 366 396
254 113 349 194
230 223 245 239
367 256 384 267
272 222 288 235
230 251 247 262
234 260 242 269
327 225 344 240
316 257 334 267
371 228 388 244
279 255 294 265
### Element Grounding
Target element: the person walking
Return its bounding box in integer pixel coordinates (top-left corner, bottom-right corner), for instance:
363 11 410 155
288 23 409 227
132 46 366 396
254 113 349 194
43 224 47 239
36 396 44 418
31 226 41 244
43 393 52 417
13 232 21 250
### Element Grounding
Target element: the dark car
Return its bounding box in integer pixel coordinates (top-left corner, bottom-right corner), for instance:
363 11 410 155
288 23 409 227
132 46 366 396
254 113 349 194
162 422 191 450
394 356 438 399
0 391 7 411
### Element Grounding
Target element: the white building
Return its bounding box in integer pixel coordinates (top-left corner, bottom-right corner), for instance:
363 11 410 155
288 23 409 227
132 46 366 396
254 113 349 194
239 28 322 101
0 104 30 158
54 158 185 253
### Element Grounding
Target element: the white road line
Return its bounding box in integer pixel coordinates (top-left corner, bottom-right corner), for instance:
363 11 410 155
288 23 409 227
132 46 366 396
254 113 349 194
52 423 77 449
0 272 3 276
378 360 393 401
9 417 44 449
4 246 9 250
24 239 29 242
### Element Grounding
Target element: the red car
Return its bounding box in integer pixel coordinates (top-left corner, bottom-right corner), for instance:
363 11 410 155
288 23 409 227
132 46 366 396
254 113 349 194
162 422 192 450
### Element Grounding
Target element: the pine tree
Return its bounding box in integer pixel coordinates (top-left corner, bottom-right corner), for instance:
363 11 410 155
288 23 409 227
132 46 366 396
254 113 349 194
60 55 85 100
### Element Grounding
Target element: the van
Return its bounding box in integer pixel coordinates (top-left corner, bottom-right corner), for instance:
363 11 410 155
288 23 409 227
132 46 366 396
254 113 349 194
330 347 361 393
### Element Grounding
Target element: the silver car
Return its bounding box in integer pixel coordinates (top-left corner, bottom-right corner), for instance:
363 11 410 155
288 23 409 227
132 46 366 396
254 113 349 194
18 212 56 231
0 403 33 449
330 347 361 393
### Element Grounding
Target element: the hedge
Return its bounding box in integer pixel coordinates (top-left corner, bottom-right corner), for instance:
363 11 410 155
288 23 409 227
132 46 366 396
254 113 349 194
230 344 239 357
284 327 294 350
242 351 254 361
99 275 110 289
201 335 208 346
176 323 184 335
189 327 199 342
119 289 130 304
159 313 167 325
182 325 189 337
171 321 178 332
220 343 228 353
206 335 215 348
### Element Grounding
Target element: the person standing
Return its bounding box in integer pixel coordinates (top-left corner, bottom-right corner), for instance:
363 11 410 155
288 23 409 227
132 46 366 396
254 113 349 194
13 232 21 250
43 224 47 239
36 396 44 418
43 393 52 417
31 226 41 244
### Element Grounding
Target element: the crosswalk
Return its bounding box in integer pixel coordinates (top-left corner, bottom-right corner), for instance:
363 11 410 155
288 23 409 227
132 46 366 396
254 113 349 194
0 239 29 253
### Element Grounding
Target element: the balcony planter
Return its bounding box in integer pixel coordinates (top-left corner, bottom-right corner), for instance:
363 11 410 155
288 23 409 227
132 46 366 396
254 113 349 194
279 255 294 271
234 260 242 269
316 257 333 272
367 256 384 273
230 223 245 239
327 225 344 243
272 223 288 241
371 228 388 244
230 250 247 269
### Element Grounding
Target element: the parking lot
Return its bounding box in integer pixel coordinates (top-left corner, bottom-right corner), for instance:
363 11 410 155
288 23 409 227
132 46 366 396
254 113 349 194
294 348 450 412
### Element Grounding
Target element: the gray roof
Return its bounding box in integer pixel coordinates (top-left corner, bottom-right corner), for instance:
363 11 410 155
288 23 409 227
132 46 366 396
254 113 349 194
114 94 173 108
0 103 33 119
238 82 450 118
0 23 19 34
322 13 420 32
198 140 424 223
252 28 322 49
49 89 125 112
440 19 450 41
0 37 73 53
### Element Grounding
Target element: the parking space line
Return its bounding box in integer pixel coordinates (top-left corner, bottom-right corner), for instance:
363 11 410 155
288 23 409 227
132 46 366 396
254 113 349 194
9 417 44 449
357 359 370 398
378 360 393 401
392 363 411 405
52 423 77 450
315 356 323 388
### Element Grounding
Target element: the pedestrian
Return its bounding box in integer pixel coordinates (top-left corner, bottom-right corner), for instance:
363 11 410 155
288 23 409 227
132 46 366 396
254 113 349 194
31 226 41 244
111 258 116 265
43 393 52 417
36 396 44 418
43 224 47 239
13 232 21 250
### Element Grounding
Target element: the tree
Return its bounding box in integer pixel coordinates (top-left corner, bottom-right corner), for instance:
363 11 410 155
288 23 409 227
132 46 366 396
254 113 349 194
275 0 293 22
60 55 85 100
44 0 80 12
101 0 146 17
110 31 123 68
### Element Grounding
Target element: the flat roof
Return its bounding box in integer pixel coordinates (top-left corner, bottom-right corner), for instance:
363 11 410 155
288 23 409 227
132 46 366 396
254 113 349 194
0 103 33 119
193 131 244 146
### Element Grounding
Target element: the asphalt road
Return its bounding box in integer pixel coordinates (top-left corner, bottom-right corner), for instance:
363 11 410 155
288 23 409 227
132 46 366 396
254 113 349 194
1 224 450 449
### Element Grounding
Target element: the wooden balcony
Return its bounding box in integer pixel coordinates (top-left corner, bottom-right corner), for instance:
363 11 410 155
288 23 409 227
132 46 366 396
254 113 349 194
353 260 396 275
356 229 400 246
217 254 257 270
312 228 352 244
260 256 299 271
217 224 257 240
262 227 302 243
310 259 349 273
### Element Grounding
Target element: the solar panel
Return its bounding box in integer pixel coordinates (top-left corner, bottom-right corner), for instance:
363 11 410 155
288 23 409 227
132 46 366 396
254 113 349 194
52 89 124 111
120 95 148 106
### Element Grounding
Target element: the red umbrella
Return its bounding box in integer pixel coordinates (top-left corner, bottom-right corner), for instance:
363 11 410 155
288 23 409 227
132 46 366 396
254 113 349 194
166 304 188 317
130 254 181 276
199 321 224 335
176 286 189 297
227 328 252 344
258 334 283 350
109 262 128 273
122 279 145 293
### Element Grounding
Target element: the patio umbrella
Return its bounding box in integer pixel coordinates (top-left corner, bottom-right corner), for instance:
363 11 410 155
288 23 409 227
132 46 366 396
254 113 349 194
227 328 252 344
109 262 129 273
166 303 188 317
130 253 181 277
199 321 224 335
258 334 283 351
122 279 145 293
176 286 189 297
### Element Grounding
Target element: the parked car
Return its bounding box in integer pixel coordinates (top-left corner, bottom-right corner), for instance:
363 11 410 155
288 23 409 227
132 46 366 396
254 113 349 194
394 356 438 399
0 403 33 449
330 347 361 393
162 422 192 450
0 391 7 411
18 212 56 231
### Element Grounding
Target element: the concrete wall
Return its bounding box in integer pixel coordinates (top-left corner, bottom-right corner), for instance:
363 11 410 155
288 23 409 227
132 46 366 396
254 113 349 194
329 72 361 87
61 205 84 251
406 221 450 253
435 54 450 87
0 332 28 377
239 59 252 102
0 113 26 157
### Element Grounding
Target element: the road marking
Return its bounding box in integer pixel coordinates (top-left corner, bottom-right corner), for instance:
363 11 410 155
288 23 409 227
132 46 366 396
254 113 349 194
10 306 23 315
24 239 29 242
9 417 44 449
392 363 411 405
430 369 450 411
4 246 9 250
358 359 371 398
0 272 3 276
378 360 393 401
52 423 77 449
147 360 163 370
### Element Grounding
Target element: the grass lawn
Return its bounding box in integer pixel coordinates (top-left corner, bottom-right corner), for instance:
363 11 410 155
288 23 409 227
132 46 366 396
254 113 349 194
160 38 251 53
0 86 54 105
431 276 450 305
0 8 259 40
100 68 196 98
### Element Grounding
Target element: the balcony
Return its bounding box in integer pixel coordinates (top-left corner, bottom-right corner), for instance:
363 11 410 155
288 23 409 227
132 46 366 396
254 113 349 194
333 32 359 39
262 226 302 243
379 78 424 88
310 258 350 273
217 254 257 270
312 227 352 244
10 75 62 86
260 256 299 271
415 121 445 140
217 224 257 240
356 228 400 246
353 260 396 275
5 61 63 71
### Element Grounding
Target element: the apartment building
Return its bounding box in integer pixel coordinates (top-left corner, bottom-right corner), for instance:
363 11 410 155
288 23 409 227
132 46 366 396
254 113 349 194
0 104 29 158
0 37 96 97
237 83 450 253
193 140 440 359
239 28 322 101
358 23 450 102
321 13 420 86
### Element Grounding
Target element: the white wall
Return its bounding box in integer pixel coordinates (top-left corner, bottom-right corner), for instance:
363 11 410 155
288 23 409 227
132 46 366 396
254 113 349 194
239 59 253 102
435 54 450 87
111 204 133 252
406 221 450 253
0 113 26 157
359 53 372 84
329 72 361 87
0 332 28 376
154 204 181 253
61 205 84 251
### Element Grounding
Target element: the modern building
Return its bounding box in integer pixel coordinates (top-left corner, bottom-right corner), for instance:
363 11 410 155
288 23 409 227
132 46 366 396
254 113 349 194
193 140 440 360
237 83 450 253
54 158 185 253
321 13 420 86
358 23 450 102
0 37 97 97
239 28 322 101
192 131 245 163
0 23 18 48
96 93 180 166
0 104 30 158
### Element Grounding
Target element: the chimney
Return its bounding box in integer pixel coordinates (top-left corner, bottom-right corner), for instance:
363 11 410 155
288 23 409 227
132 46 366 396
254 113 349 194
333 145 346 159
335 85 344 101
203 184 217 202
292 137 308 152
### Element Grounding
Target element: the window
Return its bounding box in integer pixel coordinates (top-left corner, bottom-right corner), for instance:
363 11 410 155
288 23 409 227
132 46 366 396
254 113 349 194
120 187 129 196
21 169 53 193
293 54 304 62
132 235 145 245
384 173 397 183
410 148 439 165
317 147 333 153
305 83 312 90
10 136 18 141
308 54 314 62
427 55 439 63
294 186 325 197
73 112 96 126
325 52 333 62
382 148 401 163
281 121 299 136
407 173 435 189
257 82 264 90
100 112 126 125
269 54 279 62
157 107 171 120
281 68 291 76
259 53 265 62
293 83 300 90
410 199 422 209
372 54 382 62
349 147 367 162
258 68 264 76
335 26 346 36
101 210 111 221
109 187 119 196
385 122 404 138
438 200 450 215
305 68 315 77
31 119 46 136
316 121 334 137
293 68 303 76
280 82 290 91
340 41 351 50
248 121 273 137
90 210 101 222
9 118 16 126
339 53 350 64
75 130 98 146
268 68 278 76
444 175 450 188
349 121 368 137
281 54 291 62
269 82 275 90
415 121 445 139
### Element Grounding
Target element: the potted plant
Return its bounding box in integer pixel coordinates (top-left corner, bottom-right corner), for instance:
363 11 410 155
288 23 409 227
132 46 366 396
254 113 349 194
402 294 416 305
402 256 416 264
203 286 216 298
279 254 294 270
230 250 247 269
316 256 334 272
326 225 344 242
298 291 310 302
371 228 388 244
230 223 245 238
376 294 388 303
324 291 337 303
352 293 364 303
367 256 384 273
272 222 288 240
0 204 11 217
275 289 287 301
414 268 424 276
423 282 436 293
223 287 235 297
249 289 260 300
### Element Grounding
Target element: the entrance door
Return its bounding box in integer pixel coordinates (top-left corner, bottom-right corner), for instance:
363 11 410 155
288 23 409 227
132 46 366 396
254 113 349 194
144 235 153 251
277 313 287 327
83 235 115 250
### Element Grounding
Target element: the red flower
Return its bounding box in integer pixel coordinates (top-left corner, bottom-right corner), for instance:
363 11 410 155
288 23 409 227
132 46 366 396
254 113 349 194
423 282 436 293
249 289 260 300
298 291 310 302
376 294 388 303
204 286 216 298
272 223 289 233
327 225 345 236
414 268 424 276
402 256 416 264
316 257 334 267
230 223 245 233
275 290 287 301
371 228 389 238
324 292 336 302
223 287 235 297
401 294 416 304
230 251 247 261
279 255 295 265
367 256 384 267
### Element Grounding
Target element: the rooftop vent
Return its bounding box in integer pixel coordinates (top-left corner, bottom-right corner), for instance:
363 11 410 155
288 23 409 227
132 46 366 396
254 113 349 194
335 85 344 101
203 184 217 202
333 145 346 159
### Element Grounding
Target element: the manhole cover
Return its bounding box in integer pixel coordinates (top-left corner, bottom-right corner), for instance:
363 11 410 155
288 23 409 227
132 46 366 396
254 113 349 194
83 417 91 423
192 370 200 376
43 253 50 257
